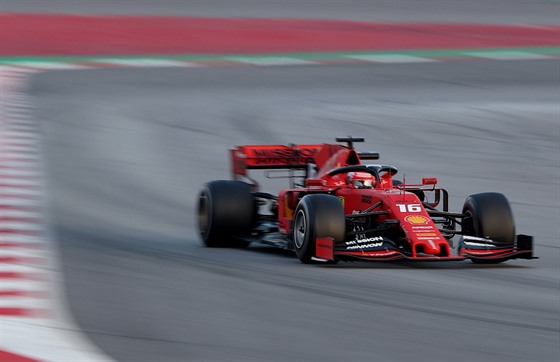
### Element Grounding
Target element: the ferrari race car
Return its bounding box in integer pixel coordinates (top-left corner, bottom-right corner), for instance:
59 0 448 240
197 137 535 264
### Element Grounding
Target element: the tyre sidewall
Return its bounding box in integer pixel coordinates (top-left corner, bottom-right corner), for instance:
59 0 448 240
462 192 515 243
293 194 345 263
197 180 254 247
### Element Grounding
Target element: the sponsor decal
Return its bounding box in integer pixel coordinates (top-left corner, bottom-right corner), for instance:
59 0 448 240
404 215 430 225
361 194 373 204
346 242 384 250
397 203 422 212
247 147 318 165
346 236 383 245
344 236 384 250
416 232 437 237
338 196 345 207
363 251 399 257
411 225 434 230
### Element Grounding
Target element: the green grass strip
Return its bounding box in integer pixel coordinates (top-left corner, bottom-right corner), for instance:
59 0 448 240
1 46 558 65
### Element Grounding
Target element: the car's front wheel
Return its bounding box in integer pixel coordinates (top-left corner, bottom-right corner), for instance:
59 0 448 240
293 194 345 264
461 192 515 264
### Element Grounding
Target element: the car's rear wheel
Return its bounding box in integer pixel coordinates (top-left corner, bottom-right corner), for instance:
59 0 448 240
461 192 515 264
197 180 254 247
293 194 345 264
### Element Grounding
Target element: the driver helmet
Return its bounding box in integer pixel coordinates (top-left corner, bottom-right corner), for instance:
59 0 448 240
347 171 374 189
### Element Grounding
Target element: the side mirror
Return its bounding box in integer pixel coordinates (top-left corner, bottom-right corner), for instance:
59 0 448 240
422 177 438 185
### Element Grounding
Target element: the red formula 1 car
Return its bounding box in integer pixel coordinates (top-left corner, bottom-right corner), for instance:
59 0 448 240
197 137 535 264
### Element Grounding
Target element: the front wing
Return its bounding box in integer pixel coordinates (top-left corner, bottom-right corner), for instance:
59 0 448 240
316 234 536 262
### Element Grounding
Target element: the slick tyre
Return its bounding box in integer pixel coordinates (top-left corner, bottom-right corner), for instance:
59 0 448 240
197 180 254 247
462 192 515 264
293 194 345 264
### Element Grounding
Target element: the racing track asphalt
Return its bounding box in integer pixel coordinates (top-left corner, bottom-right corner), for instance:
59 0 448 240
31 59 559 361
2 0 559 24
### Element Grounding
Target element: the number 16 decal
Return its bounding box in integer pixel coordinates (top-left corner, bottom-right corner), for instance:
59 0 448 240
396 204 422 212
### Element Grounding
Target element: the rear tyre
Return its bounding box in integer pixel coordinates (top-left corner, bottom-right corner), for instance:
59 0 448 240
293 194 345 264
462 192 515 264
197 180 254 247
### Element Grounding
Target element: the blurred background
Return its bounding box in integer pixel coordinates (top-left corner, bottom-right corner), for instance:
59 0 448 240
1 1 559 361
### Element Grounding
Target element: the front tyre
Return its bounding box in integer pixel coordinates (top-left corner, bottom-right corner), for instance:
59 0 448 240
293 194 345 264
462 192 515 264
197 180 254 247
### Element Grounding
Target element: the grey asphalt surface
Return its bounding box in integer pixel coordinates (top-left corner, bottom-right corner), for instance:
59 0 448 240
31 59 560 361
2 0 559 24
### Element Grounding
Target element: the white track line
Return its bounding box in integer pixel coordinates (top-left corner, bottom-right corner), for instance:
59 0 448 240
0 234 43 243
0 297 51 310
0 199 42 206
1 170 39 176
228 56 318 66
0 279 47 291
94 58 201 67
9 62 90 70
0 189 42 198
0 178 41 186
0 209 42 217
347 54 437 63
465 51 553 60
0 247 47 258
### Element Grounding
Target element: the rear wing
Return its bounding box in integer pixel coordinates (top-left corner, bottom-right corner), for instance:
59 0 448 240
230 144 322 178
230 142 381 178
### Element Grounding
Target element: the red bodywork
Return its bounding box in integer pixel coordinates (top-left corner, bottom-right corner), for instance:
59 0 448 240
229 142 534 262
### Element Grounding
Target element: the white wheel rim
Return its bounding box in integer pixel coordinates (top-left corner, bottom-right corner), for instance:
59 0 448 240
294 209 307 249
